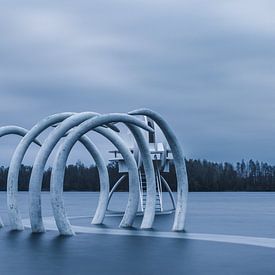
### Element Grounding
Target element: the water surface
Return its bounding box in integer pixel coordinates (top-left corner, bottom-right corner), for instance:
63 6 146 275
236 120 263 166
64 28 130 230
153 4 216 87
0 192 274 275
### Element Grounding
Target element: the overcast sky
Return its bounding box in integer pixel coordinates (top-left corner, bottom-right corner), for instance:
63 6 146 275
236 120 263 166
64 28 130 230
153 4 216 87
1 0 275 166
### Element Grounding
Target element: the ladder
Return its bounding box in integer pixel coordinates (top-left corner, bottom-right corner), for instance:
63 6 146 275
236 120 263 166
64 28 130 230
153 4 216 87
139 168 163 212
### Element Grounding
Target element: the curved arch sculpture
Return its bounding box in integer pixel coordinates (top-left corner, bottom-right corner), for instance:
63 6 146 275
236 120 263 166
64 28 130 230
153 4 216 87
129 108 188 231
0 125 41 227
29 112 155 233
8 112 117 232
0 126 41 146
0 109 188 236
28 112 105 232
28 112 123 232
30 133 109 233
50 113 154 235
7 112 75 230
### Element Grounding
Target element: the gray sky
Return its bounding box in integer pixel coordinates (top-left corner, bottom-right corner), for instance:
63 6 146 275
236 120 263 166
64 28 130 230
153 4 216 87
1 0 275 166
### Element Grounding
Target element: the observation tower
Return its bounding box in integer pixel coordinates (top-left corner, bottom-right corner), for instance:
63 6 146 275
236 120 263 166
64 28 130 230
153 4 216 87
108 116 176 214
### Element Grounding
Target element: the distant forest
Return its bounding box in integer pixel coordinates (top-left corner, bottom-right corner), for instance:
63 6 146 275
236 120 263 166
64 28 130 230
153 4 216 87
1 159 275 192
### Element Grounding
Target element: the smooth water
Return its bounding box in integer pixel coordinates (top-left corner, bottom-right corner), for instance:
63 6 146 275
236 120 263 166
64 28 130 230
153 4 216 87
0 192 274 275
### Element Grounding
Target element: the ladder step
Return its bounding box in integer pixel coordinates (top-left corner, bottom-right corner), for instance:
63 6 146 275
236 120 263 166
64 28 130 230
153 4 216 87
139 169 163 213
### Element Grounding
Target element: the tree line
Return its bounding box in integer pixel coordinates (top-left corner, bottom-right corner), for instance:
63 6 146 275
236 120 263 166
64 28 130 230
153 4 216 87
0 159 275 192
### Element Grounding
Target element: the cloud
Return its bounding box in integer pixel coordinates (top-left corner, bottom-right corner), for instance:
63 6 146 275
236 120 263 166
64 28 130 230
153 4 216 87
0 0 275 165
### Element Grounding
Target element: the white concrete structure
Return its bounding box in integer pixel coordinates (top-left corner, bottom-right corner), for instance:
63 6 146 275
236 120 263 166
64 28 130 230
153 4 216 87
0 125 41 227
0 109 188 235
129 109 188 231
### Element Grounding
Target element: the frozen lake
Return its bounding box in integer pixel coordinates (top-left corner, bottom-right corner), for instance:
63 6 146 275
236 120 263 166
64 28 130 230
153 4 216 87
0 192 275 274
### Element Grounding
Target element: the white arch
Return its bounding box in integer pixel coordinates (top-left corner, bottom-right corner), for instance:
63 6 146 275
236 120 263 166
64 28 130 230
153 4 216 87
0 125 41 227
7 112 75 230
50 114 154 235
28 112 116 232
28 112 155 232
129 108 188 231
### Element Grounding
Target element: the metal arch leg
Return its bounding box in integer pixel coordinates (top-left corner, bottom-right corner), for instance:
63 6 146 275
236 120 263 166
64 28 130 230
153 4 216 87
78 136 109 225
7 112 74 231
129 109 188 231
160 176 176 210
107 174 127 210
0 125 42 229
